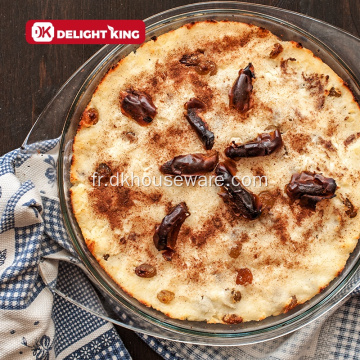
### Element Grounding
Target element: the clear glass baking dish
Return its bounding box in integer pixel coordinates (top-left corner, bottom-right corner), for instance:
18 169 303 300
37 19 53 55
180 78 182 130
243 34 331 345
23 2 360 346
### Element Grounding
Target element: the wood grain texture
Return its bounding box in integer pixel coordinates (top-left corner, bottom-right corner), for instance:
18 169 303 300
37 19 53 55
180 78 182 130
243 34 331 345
0 1 358 359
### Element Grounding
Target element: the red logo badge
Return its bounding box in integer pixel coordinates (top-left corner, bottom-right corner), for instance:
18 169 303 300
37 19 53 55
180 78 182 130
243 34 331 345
26 20 145 44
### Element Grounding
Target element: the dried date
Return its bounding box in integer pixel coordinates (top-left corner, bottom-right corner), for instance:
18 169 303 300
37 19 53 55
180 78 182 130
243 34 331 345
285 171 337 210
225 129 283 159
229 63 255 113
184 98 215 150
215 162 262 220
160 152 218 176
120 89 157 125
153 202 190 258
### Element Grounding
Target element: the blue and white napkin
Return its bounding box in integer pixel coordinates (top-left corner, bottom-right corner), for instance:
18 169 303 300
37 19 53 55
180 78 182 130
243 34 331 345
1 139 360 360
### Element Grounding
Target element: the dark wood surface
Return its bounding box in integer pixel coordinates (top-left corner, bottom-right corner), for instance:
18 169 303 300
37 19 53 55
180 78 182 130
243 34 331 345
1 1 359 359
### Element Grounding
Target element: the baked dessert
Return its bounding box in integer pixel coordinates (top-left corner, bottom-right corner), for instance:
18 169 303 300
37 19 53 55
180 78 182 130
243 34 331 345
70 21 360 323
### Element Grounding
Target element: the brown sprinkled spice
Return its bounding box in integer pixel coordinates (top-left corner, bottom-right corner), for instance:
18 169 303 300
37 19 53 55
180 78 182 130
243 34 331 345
344 134 356 146
225 129 283 159
184 98 215 150
229 63 255 113
157 290 175 304
285 171 337 210
135 264 157 278
120 89 157 125
179 51 217 76
222 314 243 324
344 133 360 147
81 107 99 127
149 192 162 203
272 215 292 243
301 72 329 109
344 198 357 218
103 254 110 261
328 87 341 97
269 43 283 58
280 58 296 74
257 27 269 38
317 137 336 152
189 215 224 247
123 131 137 143
91 186 134 230
288 133 311 154
236 268 253 285
128 232 138 241
229 244 242 259
160 152 218 176
153 202 190 259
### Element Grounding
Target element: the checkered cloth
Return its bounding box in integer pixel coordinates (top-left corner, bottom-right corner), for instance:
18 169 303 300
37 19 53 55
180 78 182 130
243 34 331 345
1 139 359 360
0 141 129 359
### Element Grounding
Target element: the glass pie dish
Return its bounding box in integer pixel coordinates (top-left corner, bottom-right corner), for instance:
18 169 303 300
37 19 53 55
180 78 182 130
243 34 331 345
23 2 360 346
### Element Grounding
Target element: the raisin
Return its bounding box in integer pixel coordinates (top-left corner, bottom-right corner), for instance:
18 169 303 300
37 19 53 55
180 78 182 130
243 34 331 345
135 264 157 278
81 107 99 127
344 198 357 218
231 289 242 303
236 268 253 285
222 314 243 324
195 60 218 76
94 163 112 184
157 290 175 304
258 191 276 212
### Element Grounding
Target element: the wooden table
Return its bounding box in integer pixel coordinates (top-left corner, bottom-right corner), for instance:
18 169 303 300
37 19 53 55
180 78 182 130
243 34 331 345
1 1 359 358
